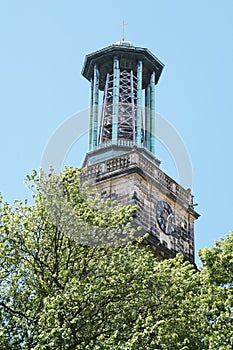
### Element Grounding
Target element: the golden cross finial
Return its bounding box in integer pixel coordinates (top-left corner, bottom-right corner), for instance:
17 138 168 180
120 21 128 41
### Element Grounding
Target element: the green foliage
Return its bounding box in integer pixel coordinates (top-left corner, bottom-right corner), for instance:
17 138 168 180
0 167 233 349
198 235 233 349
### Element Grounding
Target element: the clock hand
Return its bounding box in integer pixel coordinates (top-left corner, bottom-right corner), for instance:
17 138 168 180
165 213 174 234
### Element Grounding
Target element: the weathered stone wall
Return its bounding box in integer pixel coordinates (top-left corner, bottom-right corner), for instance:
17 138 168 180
81 148 198 263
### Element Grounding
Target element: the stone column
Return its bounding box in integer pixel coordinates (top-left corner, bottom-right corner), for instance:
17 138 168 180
145 84 151 151
136 60 143 147
89 78 94 151
112 56 119 145
150 71 155 154
93 64 99 150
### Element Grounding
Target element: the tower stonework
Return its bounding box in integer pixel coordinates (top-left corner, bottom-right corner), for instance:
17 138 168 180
82 40 199 264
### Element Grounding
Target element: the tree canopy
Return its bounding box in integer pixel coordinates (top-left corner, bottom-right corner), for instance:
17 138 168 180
0 167 232 349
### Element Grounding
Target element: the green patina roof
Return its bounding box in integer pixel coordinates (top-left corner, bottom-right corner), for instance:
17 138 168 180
82 42 164 90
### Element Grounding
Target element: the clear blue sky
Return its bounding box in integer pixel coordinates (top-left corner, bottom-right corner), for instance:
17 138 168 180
1 0 232 263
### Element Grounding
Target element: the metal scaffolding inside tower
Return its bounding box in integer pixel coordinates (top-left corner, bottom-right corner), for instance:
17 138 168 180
99 69 139 145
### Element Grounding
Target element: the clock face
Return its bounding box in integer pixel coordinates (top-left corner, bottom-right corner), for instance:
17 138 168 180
156 201 176 235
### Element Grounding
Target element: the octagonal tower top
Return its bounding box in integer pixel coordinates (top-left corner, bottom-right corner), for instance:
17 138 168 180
82 41 164 91
82 41 164 165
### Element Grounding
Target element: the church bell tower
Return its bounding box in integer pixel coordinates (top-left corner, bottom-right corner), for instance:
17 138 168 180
81 40 199 263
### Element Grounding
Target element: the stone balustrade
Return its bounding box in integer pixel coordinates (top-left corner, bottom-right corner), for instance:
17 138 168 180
81 150 192 206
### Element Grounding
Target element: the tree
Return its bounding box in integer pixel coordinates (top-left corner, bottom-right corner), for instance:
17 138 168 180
0 167 233 349
198 233 233 349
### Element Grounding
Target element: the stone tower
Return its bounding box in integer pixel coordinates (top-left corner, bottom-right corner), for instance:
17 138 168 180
81 40 199 263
